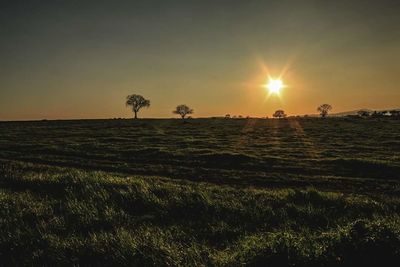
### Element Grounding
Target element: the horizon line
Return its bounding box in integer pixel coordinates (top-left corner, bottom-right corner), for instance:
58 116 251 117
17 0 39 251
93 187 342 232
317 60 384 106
2 106 400 122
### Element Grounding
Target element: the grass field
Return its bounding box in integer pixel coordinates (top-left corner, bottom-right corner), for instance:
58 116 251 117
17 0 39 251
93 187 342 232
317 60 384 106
0 118 399 266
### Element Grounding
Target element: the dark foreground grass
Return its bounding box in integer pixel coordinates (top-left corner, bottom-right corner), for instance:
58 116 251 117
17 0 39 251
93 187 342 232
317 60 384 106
1 162 399 266
0 118 399 265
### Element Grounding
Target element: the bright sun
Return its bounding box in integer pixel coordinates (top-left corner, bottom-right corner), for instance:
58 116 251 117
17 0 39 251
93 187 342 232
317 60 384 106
266 79 283 94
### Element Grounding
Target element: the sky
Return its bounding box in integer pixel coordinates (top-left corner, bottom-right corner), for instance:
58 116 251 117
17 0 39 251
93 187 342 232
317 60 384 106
1 0 400 120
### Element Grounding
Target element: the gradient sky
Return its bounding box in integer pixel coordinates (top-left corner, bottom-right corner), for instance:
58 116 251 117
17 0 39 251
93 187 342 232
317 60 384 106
1 0 399 120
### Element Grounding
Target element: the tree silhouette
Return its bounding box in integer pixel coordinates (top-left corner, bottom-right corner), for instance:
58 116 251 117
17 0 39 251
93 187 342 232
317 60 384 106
173 104 194 119
273 110 286 119
357 110 370 117
126 94 150 119
317 104 332 118
371 111 384 118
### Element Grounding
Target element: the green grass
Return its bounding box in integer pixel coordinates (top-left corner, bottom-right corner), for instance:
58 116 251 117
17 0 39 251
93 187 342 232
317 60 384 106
0 118 399 265
1 163 399 266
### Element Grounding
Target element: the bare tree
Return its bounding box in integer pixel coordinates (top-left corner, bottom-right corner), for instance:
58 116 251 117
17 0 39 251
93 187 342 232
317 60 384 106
317 104 332 118
126 94 150 119
273 110 286 119
173 104 194 119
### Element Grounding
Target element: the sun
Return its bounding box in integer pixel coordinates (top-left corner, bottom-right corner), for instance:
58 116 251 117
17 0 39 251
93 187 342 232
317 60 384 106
266 79 283 94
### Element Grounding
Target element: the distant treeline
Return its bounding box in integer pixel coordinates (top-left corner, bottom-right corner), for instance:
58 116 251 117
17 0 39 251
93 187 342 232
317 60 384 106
124 94 399 120
354 110 400 118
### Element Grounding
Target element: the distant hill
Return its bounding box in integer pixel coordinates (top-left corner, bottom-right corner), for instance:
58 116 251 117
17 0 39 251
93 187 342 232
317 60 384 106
305 108 400 117
330 109 374 117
